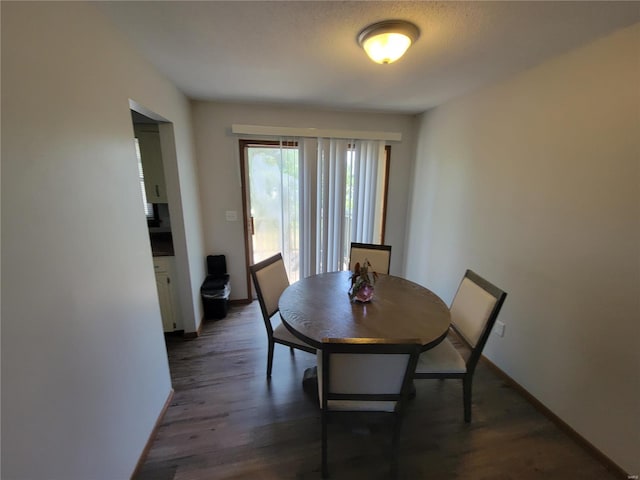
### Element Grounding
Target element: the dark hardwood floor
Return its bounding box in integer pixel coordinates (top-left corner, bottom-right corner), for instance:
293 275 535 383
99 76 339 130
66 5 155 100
135 302 618 480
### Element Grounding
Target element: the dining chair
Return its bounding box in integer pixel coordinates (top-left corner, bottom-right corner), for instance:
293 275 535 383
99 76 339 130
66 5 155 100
318 338 421 478
414 269 507 422
349 242 392 275
249 253 316 377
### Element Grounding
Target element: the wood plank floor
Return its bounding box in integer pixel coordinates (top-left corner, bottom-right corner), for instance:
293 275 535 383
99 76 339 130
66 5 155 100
135 302 618 480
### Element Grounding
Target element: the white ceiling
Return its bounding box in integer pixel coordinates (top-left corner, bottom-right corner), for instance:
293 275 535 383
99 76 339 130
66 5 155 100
97 1 639 114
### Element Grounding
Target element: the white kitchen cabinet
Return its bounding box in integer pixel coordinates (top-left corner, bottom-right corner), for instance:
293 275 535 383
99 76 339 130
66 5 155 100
135 124 167 203
153 256 181 332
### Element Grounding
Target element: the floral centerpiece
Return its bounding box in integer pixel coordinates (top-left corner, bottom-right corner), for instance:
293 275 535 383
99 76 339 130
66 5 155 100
349 259 378 302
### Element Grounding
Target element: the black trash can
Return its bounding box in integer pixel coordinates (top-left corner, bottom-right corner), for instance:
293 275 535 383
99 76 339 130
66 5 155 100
200 255 231 319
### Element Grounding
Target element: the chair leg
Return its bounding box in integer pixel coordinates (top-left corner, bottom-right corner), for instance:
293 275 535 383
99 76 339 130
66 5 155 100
267 340 275 378
321 411 329 478
290 346 294 354
390 414 403 478
463 376 472 423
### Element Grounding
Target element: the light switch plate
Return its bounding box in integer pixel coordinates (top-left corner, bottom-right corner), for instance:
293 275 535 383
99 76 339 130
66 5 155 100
225 210 238 222
494 320 505 337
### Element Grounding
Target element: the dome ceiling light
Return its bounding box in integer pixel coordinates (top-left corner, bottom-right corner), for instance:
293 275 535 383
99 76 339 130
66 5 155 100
357 20 420 64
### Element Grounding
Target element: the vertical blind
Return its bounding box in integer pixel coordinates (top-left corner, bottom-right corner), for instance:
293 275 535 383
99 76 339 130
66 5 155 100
297 137 386 278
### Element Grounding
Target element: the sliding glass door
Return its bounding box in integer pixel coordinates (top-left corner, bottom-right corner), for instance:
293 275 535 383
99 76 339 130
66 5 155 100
241 139 389 291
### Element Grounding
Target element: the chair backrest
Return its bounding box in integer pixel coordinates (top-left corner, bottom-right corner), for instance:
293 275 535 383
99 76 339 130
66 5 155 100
249 253 289 333
319 338 421 413
450 270 507 371
349 243 392 275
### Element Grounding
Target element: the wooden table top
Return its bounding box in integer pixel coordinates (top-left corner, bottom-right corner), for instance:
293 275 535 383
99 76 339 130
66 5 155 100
278 271 451 351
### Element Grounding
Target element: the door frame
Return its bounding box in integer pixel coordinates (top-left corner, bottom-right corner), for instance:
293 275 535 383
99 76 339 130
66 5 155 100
239 138 255 302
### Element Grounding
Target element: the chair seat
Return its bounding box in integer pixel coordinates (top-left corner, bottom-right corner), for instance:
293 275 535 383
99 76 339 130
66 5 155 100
273 322 314 350
415 339 466 375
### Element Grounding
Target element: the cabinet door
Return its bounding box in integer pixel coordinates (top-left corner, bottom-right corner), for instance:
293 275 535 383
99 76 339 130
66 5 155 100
155 271 176 332
136 126 167 203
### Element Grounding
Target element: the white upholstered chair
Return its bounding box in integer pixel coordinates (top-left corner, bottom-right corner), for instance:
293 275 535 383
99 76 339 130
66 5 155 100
249 253 315 377
349 242 392 275
318 338 421 478
414 269 507 422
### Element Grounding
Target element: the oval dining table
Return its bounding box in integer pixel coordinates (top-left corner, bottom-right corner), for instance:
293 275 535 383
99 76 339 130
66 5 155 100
279 270 451 351
278 270 451 396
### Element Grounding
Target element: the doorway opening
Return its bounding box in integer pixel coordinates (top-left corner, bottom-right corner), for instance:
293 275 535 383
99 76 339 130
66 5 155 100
130 108 182 336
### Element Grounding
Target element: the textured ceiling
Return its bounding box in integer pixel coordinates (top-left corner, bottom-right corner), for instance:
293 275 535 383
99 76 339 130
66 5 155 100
97 1 640 114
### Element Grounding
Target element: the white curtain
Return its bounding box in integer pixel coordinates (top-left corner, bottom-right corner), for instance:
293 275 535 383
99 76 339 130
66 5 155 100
298 138 385 278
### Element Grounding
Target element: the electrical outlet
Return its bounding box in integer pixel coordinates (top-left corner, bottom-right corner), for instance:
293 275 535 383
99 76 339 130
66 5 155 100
493 320 505 337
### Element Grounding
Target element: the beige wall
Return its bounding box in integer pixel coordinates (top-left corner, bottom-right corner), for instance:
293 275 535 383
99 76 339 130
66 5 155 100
191 102 417 299
405 24 640 474
1 2 205 478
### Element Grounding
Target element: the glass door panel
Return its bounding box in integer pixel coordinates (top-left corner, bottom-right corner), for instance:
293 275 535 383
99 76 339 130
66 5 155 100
247 145 300 282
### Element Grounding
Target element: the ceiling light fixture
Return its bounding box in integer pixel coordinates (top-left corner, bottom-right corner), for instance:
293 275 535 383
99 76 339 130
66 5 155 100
357 20 420 64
